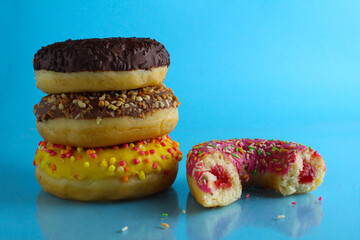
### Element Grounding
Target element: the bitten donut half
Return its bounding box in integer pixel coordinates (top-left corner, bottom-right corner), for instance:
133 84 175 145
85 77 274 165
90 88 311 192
33 37 170 93
186 139 326 207
34 135 182 201
34 84 180 148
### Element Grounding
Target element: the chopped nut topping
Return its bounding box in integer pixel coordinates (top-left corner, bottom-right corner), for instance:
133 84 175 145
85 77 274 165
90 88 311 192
78 101 86 108
33 84 180 121
58 103 64 110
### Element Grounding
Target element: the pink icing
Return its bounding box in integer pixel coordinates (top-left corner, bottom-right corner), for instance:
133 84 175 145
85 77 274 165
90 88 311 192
186 138 314 194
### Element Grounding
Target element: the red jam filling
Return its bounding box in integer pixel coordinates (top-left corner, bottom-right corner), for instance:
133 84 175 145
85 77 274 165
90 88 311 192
298 161 315 184
210 164 232 189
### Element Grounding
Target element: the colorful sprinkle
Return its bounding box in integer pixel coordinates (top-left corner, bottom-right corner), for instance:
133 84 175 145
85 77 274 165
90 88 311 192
49 164 56 171
121 175 129 182
161 223 169 228
101 159 108 168
138 171 145 180
133 158 140 165
108 165 115 172
109 157 116 165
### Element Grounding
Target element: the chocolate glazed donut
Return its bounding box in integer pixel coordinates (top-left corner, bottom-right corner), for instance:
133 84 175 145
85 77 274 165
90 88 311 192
33 37 171 93
186 139 326 207
34 84 180 148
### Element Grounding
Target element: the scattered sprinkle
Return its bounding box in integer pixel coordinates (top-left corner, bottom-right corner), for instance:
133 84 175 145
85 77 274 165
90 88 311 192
162 213 168 217
161 223 169 228
245 193 250 198
291 201 296 205
319 196 323 201
276 215 285 219
182 210 186 214
121 226 128 232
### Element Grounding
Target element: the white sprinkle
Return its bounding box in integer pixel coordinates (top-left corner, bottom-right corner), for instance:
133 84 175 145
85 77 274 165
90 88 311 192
121 226 128 232
276 215 285 219
182 209 186 214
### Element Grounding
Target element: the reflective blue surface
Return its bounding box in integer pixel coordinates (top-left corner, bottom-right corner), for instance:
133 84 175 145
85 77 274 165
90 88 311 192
1 127 359 239
1 0 360 239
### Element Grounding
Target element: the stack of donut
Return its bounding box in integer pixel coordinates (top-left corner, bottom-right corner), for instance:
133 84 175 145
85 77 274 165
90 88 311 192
33 37 182 201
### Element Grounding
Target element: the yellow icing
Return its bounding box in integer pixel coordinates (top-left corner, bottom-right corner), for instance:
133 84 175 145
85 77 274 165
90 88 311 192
34 135 182 181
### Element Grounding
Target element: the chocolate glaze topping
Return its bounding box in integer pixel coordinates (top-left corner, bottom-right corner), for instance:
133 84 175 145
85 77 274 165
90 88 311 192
34 84 180 122
33 37 170 72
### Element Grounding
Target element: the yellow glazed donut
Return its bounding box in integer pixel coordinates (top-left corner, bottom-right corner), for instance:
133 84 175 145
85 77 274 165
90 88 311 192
33 37 170 93
34 135 182 201
33 84 180 148
186 139 326 207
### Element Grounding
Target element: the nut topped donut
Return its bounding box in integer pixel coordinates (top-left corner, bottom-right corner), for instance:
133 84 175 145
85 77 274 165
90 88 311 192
34 135 182 201
33 37 170 93
34 84 180 147
186 139 326 207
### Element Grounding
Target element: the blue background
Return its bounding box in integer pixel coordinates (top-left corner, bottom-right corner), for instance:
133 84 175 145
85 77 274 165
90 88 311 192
0 0 359 239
